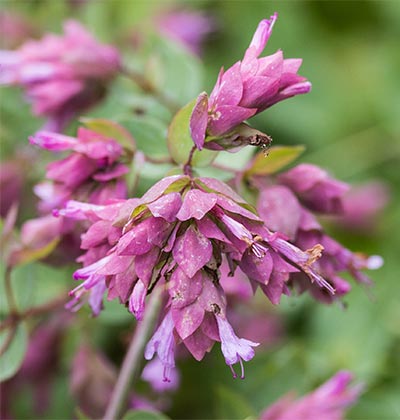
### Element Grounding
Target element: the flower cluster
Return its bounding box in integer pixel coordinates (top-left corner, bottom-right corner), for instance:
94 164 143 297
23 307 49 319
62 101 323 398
190 13 311 150
62 174 336 378
0 20 120 131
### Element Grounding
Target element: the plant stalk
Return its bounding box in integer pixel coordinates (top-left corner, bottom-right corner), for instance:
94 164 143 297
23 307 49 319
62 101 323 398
103 287 162 420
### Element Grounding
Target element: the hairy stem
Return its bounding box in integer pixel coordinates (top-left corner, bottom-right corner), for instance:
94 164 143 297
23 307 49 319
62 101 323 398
103 287 162 420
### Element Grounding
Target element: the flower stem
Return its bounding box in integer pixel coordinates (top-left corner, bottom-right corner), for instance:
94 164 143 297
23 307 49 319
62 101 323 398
0 293 67 333
103 287 162 420
183 146 196 177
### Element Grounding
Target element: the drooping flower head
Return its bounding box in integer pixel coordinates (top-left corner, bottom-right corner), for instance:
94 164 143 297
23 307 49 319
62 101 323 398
63 175 334 378
190 13 311 150
260 371 362 420
0 20 120 131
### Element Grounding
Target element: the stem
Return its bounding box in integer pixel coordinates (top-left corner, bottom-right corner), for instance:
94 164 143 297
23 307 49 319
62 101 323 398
4 265 18 314
183 146 196 177
0 324 17 357
103 287 162 420
0 293 67 333
120 67 180 114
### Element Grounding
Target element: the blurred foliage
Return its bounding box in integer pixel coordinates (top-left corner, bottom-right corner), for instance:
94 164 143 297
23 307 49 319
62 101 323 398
1 0 399 419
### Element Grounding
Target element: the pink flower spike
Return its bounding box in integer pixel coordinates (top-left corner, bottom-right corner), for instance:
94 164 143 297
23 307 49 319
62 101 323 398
216 315 259 379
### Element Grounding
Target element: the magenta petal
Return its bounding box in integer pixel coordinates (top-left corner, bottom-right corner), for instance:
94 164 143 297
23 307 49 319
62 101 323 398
113 264 137 302
196 217 231 244
196 177 247 203
257 185 302 240
173 225 212 278
147 192 182 222
216 196 260 221
208 105 256 136
176 189 217 221
244 13 278 61
134 247 160 285
97 253 132 276
239 249 273 285
117 218 167 256
213 62 243 106
198 275 226 314
240 76 280 108
128 280 147 320
172 302 205 340
183 328 214 361
168 268 203 309
140 175 187 204
190 92 209 150
81 220 111 249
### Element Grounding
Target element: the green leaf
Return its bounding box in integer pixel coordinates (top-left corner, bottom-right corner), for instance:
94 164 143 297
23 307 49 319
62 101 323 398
0 322 28 381
150 37 204 104
120 116 169 158
215 385 256 420
245 145 305 177
122 410 170 420
80 118 136 151
167 100 218 167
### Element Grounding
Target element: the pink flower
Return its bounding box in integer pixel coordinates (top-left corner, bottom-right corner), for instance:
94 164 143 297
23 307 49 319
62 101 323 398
216 315 259 379
190 13 311 150
260 371 362 420
0 20 120 131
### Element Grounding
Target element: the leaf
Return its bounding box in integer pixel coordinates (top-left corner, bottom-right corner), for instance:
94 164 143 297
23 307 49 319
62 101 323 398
150 37 204 104
167 99 218 167
122 410 170 420
215 385 256 420
0 322 28 381
120 116 169 158
80 118 136 151
245 145 305 177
